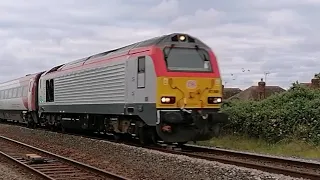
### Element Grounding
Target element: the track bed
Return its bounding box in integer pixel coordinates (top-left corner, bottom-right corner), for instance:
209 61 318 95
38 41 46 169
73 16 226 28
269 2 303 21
0 135 129 180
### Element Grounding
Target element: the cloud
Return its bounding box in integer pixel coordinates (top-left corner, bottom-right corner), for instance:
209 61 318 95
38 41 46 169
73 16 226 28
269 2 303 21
265 9 300 25
0 0 319 90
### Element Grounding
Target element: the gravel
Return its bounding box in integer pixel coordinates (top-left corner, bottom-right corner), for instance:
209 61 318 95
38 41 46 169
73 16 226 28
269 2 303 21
0 124 307 180
0 155 42 180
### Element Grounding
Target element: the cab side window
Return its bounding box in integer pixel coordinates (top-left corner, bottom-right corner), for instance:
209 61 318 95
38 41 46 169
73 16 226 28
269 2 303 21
137 56 146 88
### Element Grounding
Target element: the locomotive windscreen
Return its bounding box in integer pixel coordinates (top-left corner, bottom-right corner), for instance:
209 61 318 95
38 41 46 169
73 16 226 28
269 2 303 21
163 47 212 72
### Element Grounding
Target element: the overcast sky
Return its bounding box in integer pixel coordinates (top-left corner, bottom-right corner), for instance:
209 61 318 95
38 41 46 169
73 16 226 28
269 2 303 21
0 0 319 89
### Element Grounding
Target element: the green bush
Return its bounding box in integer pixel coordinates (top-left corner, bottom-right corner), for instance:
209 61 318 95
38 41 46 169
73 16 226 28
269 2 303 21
221 84 320 145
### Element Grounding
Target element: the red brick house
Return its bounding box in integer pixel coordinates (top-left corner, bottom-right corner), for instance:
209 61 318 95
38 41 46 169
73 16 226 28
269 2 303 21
228 79 286 101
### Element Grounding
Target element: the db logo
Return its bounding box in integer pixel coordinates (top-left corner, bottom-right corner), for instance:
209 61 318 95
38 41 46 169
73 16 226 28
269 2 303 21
186 80 197 89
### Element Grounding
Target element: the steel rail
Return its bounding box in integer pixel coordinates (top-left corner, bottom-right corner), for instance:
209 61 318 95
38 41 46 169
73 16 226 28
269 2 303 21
0 135 130 180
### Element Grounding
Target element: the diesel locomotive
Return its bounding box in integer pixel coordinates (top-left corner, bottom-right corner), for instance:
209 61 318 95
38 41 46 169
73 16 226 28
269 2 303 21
0 33 228 144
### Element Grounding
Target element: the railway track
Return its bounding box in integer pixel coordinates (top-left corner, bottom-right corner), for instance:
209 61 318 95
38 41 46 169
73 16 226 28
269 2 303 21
2 122 320 179
147 144 320 180
66 129 320 180
0 135 130 180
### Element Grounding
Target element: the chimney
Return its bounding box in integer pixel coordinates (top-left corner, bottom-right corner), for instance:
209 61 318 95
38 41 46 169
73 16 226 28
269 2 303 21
257 78 266 100
311 78 320 88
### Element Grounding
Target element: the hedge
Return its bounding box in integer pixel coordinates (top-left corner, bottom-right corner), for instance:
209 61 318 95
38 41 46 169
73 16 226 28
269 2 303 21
221 83 320 145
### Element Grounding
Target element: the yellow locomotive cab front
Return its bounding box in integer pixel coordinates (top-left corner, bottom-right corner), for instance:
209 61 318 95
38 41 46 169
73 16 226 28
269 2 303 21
156 77 223 109
154 76 228 143
152 33 229 143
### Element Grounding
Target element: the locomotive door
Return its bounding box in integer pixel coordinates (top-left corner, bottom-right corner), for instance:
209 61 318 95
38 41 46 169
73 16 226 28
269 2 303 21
125 57 135 104
125 56 145 114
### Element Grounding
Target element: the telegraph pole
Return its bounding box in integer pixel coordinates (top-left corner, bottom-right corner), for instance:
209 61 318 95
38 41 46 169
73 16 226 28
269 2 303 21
264 71 270 84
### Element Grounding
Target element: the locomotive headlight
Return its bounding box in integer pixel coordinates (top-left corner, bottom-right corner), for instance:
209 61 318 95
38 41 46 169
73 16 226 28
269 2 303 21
179 35 186 41
161 97 170 102
161 96 176 104
207 97 222 104
215 97 222 103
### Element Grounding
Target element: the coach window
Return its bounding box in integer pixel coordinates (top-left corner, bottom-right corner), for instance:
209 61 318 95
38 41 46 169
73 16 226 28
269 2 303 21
137 56 145 88
13 88 17 98
4 90 8 99
23 86 28 97
0 91 3 99
18 87 22 97
21 87 24 97
16 88 19 97
8 89 12 99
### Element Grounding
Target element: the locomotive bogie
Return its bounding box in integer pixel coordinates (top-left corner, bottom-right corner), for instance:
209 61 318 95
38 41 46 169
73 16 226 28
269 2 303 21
156 108 227 142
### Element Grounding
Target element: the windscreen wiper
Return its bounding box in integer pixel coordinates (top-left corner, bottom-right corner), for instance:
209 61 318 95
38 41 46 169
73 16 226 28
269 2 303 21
195 45 208 61
164 44 175 66
164 44 175 59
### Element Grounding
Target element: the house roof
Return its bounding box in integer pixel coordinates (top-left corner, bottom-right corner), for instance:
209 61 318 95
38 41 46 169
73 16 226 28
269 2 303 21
223 88 242 99
228 85 286 101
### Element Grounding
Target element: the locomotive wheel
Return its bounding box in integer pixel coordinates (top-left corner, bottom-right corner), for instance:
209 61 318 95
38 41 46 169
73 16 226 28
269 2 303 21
138 127 149 145
26 121 35 129
113 134 122 142
149 129 158 144
61 125 67 133
50 125 56 132
139 127 157 145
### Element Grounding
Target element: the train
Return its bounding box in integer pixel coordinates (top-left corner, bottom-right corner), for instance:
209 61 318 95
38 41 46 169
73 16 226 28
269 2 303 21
0 33 228 144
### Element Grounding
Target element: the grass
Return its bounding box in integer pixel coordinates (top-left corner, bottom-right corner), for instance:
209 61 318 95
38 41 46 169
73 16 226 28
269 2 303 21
194 135 320 160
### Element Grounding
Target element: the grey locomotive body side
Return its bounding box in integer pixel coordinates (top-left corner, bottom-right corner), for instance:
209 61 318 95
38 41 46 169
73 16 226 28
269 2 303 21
38 54 158 133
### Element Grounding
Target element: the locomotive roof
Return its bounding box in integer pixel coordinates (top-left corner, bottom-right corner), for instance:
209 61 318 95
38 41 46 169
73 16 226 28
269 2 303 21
46 33 210 74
